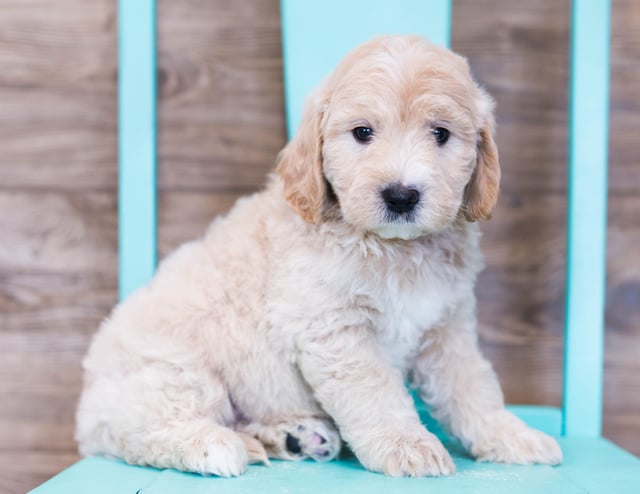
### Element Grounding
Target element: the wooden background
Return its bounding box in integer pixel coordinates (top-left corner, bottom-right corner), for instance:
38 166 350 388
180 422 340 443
0 1 638 492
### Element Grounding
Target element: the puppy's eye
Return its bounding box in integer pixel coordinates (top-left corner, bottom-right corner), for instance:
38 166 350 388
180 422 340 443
432 127 450 145
352 126 374 144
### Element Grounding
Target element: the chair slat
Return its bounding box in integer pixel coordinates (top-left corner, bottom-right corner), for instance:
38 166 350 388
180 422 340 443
281 0 452 138
563 0 611 437
118 0 158 299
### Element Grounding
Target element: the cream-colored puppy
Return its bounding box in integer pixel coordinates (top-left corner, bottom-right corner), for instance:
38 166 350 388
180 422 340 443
76 35 562 477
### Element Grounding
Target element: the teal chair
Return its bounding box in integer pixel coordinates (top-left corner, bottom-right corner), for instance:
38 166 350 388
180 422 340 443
30 1 640 492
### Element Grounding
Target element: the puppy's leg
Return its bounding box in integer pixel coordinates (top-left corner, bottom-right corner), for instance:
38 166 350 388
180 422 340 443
412 301 562 466
128 417 251 476
76 364 261 476
238 417 341 462
296 325 455 477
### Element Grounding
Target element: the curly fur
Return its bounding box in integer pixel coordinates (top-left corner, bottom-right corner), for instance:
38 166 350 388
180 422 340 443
76 35 561 477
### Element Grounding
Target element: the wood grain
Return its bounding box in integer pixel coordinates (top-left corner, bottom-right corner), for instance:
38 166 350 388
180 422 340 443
609 0 640 193
453 0 570 195
157 0 286 192
0 452 80 494
0 193 117 494
0 0 117 191
1 1 639 493
159 191 244 258
478 192 566 406
0 192 117 274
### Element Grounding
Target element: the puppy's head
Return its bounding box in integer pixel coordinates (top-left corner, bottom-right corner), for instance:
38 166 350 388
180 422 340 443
277 36 500 239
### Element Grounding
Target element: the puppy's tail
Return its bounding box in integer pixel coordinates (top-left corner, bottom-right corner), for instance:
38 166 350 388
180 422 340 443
237 432 271 466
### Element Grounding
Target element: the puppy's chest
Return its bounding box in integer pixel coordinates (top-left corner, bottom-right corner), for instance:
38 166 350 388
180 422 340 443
364 262 457 371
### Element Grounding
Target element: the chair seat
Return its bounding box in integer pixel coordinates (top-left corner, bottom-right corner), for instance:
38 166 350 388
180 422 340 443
29 435 639 494
29 3 629 494
29 404 639 493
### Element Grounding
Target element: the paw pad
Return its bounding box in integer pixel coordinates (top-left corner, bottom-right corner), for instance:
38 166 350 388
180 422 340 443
285 433 302 454
284 421 340 462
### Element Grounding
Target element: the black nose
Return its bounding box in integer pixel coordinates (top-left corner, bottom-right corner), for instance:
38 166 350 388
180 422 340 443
381 184 420 214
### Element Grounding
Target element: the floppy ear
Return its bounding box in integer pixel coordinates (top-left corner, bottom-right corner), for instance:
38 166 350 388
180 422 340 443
276 92 327 223
463 119 501 222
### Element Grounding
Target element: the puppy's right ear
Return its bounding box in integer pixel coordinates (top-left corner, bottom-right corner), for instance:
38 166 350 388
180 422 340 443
276 91 327 224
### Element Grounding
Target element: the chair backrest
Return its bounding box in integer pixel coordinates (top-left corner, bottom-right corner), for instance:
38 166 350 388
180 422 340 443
564 0 610 437
118 0 157 300
281 0 451 138
117 0 611 438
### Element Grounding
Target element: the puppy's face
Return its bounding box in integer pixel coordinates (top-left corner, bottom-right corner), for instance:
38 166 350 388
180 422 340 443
278 36 500 239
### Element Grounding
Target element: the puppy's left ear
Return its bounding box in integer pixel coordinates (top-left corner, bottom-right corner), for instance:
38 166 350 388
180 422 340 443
276 91 328 224
463 100 501 222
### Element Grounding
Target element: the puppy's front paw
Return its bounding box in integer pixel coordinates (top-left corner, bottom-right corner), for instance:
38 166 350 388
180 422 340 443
471 411 562 466
360 429 455 477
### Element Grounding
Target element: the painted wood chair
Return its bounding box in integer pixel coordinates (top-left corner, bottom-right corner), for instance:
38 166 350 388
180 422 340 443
29 0 640 492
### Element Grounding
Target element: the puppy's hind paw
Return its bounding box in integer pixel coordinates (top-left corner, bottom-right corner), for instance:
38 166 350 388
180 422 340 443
284 419 341 462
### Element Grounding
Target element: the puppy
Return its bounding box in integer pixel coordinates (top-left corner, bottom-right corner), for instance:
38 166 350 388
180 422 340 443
76 35 562 477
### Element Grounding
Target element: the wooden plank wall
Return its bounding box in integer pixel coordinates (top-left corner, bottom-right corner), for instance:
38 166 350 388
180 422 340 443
0 1 637 492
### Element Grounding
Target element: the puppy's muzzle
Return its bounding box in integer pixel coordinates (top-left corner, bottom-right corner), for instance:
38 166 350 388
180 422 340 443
381 183 420 214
